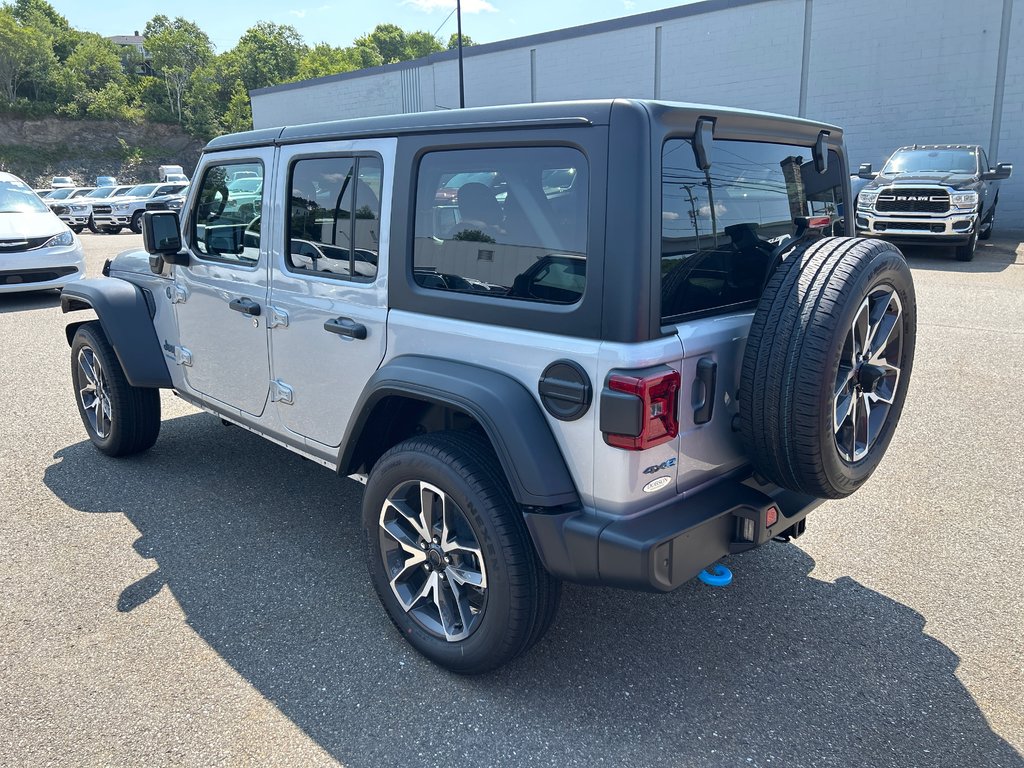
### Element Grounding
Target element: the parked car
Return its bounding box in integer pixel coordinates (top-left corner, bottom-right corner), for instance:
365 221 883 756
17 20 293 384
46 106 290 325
0 171 86 294
855 144 1012 261
60 99 916 673
92 182 189 234
96 176 118 187
50 176 75 189
62 186 135 233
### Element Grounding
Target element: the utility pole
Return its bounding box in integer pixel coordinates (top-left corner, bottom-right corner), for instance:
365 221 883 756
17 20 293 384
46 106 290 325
680 184 701 250
457 0 465 108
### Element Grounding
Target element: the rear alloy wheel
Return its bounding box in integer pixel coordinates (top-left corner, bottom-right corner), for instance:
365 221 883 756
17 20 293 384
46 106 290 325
739 237 916 499
129 210 144 234
364 431 560 674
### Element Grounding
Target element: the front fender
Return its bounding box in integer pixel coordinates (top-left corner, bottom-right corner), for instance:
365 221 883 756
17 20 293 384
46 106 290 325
61 278 172 388
341 355 579 509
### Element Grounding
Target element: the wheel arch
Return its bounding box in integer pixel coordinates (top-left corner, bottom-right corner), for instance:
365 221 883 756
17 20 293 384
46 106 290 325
61 278 172 389
340 355 580 509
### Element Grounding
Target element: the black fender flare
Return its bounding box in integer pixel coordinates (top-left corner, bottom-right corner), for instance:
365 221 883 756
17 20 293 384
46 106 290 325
341 355 579 509
61 278 173 389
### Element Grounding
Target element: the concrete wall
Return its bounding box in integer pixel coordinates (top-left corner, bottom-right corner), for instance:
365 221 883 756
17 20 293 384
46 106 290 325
252 0 1023 224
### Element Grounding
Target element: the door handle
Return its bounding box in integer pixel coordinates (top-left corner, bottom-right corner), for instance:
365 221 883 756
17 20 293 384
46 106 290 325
324 316 367 340
693 357 718 425
229 297 261 316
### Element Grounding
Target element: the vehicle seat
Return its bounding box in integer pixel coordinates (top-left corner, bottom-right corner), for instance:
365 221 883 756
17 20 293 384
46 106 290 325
456 182 503 238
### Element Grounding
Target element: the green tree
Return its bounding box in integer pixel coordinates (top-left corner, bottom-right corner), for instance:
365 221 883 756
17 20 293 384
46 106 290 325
405 30 443 59
221 79 252 133
0 9 53 104
86 81 141 121
355 23 407 64
295 42 383 81
232 22 306 91
447 32 476 49
145 15 213 123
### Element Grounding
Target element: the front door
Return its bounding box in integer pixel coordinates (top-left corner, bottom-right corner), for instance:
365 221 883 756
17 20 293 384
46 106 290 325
174 151 274 416
267 139 395 447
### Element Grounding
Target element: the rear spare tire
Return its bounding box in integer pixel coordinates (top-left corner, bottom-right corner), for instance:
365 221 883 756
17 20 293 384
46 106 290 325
739 237 916 499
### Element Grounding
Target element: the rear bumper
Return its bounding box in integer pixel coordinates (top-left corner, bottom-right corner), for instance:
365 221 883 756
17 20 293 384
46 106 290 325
524 478 823 592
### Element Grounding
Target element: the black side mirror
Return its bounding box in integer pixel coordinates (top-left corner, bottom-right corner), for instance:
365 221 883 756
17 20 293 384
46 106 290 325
982 162 1013 181
814 131 830 174
143 210 186 259
857 163 876 180
693 117 716 171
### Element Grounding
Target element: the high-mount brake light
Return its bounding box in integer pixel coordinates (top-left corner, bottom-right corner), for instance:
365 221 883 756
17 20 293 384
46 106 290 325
604 368 680 450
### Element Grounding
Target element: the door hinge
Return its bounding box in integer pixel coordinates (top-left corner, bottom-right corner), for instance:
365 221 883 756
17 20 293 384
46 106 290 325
166 284 188 304
175 346 193 367
270 379 293 405
268 306 290 328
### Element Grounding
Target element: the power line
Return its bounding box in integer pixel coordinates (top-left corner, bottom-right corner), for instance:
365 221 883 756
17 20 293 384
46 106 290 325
434 7 457 37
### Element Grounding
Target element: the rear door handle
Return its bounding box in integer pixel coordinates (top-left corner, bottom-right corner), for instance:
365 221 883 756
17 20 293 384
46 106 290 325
324 316 367 340
229 297 261 316
693 357 718 425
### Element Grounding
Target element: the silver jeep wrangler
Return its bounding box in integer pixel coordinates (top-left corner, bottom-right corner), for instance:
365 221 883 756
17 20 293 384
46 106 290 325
62 100 916 673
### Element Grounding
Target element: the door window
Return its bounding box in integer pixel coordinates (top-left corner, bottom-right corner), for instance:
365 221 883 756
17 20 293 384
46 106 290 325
190 161 264 264
286 155 383 280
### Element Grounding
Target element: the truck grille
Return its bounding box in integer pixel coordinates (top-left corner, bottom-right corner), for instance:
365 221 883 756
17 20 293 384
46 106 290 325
93 205 112 214
875 188 950 214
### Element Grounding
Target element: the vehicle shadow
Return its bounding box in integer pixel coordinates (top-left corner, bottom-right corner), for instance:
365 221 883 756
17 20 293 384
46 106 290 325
44 413 1023 768
899 236 1021 273
0 290 61 314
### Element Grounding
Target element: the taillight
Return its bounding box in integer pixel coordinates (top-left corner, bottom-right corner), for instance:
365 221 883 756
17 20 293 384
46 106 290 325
603 367 680 450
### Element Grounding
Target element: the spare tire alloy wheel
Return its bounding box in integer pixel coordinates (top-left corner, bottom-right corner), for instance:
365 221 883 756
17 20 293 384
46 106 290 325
833 288 903 463
379 479 488 642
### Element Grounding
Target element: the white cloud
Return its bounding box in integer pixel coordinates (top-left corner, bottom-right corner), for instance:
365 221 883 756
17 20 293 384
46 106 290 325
623 0 636 8
289 9 308 18
403 0 497 13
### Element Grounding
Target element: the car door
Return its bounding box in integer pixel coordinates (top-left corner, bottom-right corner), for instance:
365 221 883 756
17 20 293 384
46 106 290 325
267 138 394 448
173 150 275 416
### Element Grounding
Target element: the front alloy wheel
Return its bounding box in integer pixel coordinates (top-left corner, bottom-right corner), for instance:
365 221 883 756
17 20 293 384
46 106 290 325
379 480 487 642
77 346 113 439
833 288 903 463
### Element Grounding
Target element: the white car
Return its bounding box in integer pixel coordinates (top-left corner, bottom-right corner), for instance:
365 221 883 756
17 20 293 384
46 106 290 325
0 172 86 294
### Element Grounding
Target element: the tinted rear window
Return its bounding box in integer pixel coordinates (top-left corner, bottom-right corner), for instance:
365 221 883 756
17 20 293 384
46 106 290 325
661 138 843 322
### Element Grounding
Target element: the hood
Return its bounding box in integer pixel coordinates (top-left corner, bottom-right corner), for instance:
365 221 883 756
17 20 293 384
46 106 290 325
864 171 980 191
0 210 66 239
111 247 161 277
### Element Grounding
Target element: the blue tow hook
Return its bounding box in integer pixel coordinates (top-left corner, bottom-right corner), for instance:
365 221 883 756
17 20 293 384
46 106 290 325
698 563 733 587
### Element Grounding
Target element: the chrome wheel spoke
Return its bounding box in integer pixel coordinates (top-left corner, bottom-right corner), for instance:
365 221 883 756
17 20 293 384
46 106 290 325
867 291 903 364
77 347 111 439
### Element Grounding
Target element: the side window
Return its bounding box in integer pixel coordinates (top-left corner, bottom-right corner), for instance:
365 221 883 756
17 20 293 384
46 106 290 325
413 147 589 304
191 161 264 264
661 139 843 322
286 155 383 280
978 148 989 173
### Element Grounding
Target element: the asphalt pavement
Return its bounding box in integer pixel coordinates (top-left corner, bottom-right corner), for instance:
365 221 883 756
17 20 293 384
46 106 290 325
1 231 1022 767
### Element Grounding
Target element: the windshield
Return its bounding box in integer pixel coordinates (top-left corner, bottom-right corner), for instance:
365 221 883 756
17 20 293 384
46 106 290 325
125 184 160 197
87 187 116 198
228 178 262 193
883 148 978 175
0 181 50 213
47 188 75 200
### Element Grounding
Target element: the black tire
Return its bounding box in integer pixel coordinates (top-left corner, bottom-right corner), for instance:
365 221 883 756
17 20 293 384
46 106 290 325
70 322 161 457
363 431 560 674
955 229 978 261
129 210 143 234
71 225 84 234
739 237 916 499
87 214 98 233
102 226 122 235
979 203 996 241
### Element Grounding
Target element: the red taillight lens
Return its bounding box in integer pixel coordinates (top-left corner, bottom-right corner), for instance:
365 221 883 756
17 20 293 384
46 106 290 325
604 369 680 450
766 505 779 527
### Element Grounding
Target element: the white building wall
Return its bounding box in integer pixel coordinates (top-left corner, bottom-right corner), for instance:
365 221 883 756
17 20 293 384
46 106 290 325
251 0 1022 224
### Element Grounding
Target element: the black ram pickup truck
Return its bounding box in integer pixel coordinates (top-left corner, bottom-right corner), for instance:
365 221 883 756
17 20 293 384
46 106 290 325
855 144 1012 261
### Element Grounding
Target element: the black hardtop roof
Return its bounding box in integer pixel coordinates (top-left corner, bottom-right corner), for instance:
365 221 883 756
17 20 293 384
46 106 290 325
204 99 842 153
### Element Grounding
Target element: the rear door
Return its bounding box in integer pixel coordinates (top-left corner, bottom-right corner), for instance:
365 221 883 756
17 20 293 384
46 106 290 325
267 138 394 448
173 150 274 416
660 136 846 490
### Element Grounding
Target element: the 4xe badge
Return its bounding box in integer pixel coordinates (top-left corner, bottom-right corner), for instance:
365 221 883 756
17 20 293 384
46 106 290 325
643 457 676 475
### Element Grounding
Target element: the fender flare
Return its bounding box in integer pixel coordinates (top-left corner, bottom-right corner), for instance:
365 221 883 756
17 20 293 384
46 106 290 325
61 278 173 389
341 355 580 509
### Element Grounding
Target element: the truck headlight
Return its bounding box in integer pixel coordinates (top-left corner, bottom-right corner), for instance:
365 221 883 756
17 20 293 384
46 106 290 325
69 204 88 213
113 203 130 211
857 191 878 209
43 230 75 248
950 192 979 209
167 198 184 211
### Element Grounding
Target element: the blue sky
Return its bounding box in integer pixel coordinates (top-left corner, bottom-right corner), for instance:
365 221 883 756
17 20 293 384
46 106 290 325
47 0 700 53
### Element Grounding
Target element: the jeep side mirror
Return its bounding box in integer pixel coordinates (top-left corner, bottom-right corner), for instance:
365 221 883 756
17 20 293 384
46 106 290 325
142 211 190 267
982 162 1013 181
814 131 829 174
857 163 876 179
693 117 715 171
